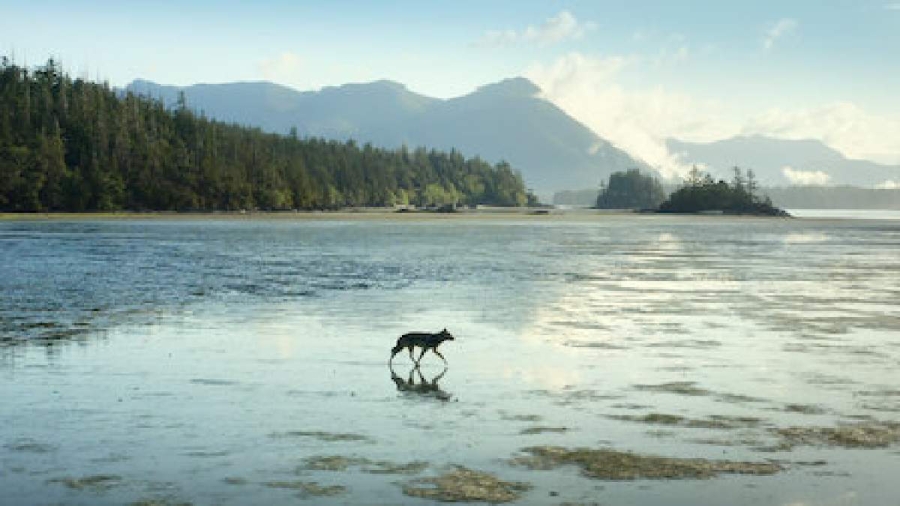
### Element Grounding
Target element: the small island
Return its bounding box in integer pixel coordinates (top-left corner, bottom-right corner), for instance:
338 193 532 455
658 166 789 216
595 167 789 216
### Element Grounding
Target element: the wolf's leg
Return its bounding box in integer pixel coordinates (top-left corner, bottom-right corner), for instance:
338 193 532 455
432 349 447 364
408 346 415 361
417 347 428 364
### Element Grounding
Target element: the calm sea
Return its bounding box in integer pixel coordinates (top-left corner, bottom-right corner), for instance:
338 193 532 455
2 213 898 505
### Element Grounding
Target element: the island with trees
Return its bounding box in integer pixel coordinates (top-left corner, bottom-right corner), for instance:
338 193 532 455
0 58 534 212
658 166 789 216
595 168 666 210
592 167 788 216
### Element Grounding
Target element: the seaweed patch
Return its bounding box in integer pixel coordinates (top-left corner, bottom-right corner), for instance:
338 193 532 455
511 446 781 480
402 466 531 502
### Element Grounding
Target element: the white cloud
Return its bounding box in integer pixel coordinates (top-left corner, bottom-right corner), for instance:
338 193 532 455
763 18 798 50
259 51 303 82
782 166 831 185
524 43 900 178
875 180 900 189
743 102 900 165
526 52 738 180
477 11 595 47
886 3 900 10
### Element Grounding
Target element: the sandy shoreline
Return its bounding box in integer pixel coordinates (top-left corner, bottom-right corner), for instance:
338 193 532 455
0 208 640 221
0 208 813 222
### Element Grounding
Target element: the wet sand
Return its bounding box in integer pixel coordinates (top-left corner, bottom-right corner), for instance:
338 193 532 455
2 214 899 505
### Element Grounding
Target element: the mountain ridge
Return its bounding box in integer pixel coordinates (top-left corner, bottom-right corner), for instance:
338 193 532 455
668 135 899 187
125 77 650 193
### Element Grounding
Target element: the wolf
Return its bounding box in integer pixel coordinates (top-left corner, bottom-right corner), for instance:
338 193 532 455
389 328 454 365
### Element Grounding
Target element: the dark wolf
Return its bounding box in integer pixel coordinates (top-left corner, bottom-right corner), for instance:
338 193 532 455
390 328 455 365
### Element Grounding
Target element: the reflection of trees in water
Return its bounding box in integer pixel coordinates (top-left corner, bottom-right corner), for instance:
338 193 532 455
390 364 452 401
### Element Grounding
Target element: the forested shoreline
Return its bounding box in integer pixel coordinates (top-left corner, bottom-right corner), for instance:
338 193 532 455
0 58 533 212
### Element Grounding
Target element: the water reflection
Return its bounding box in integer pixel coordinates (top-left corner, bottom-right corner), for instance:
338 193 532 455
390 364 452 401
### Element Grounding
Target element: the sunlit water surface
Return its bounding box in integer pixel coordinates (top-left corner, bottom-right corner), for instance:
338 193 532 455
2 214 899 505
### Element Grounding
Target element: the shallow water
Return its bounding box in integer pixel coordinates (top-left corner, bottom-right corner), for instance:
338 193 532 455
2 214 899 505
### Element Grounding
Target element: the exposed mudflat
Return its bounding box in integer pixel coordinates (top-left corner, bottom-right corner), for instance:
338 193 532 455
2 215 899 505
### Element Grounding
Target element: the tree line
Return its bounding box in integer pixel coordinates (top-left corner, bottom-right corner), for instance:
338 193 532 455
595 168 666 210
0 58 534 212
591 166 787 216
658 166 786 215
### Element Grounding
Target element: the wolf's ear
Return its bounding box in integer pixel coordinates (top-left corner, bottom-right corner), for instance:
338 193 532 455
442 328 447 333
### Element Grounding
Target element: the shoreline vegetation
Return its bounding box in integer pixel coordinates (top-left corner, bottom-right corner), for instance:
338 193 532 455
0 207 808 222
593 167 790 216
0 58 536 213
657 166 789 216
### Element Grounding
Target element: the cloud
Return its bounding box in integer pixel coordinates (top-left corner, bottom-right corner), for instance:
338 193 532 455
743 102 900 165
782 166 831 185
259 51 303 81
478 11 595 47
875 180 900 189
526 52 738 180
528 52 900 180
763 18 798 50
886 3 900 10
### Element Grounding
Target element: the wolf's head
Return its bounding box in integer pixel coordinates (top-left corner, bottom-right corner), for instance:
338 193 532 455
439 328 455 342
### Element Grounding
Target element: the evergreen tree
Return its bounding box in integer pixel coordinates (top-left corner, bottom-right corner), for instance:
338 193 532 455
596 168 666 209
0 57 534 212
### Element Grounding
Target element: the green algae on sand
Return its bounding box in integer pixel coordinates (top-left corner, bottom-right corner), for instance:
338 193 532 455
298 455 428 474
520 426 569 435
774 421 900 449
130 499 193 506
268 430 372 442
48 474 122 491
300 455 372 471
264 480 346 498
610 412 764 430
512 446 782 480
402 466 531 503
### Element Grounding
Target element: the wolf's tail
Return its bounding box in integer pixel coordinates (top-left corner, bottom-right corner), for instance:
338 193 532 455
390 344 403 358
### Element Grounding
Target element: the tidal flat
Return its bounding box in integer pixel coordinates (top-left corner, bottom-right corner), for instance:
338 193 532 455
1 213 899 505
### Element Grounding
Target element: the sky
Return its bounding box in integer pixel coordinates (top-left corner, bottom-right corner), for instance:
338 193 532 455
3 0 900 177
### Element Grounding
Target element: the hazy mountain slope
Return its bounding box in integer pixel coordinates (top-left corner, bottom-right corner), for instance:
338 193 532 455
413 78 642 191
126 77 648 193
127 79 306 131
668 136 899 187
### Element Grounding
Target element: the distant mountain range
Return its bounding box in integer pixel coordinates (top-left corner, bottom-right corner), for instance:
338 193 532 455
126 77 648 194
668 135 899 187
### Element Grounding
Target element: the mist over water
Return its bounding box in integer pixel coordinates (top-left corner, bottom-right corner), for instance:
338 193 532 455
2 214 899 505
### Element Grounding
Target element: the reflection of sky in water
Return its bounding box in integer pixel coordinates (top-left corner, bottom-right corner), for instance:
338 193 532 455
1 215 899 505
783 231 830 244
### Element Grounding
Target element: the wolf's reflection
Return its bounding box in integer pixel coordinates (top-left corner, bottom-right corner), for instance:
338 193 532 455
390 364 452 401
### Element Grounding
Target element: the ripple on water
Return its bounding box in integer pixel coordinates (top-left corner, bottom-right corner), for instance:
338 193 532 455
4 439 57 454
268 430 373 443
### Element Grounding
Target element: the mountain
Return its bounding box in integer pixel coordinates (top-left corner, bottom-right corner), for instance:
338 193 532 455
126 77 648 193
668 135 899 187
